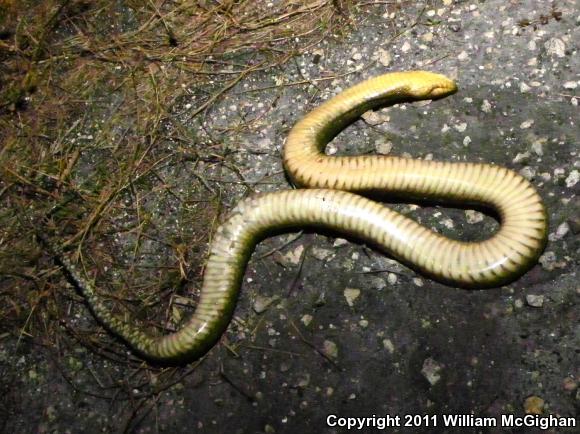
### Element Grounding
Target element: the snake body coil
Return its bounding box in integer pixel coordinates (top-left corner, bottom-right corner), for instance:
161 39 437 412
43 71 547 363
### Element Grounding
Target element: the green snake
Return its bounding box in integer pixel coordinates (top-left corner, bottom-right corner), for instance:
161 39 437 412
40 71 548 364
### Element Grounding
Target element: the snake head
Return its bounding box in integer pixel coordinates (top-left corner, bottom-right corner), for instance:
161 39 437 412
405 71 458 100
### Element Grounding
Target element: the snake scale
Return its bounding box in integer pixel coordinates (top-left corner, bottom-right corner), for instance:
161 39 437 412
40 71 548 364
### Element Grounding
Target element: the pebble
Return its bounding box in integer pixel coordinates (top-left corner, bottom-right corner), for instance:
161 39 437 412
376 140 393 155
311 247 332 261
333 238 348 247
344 288 361 307
525 294 544 308
565 170 579 188
548 222 570 242
513 152 530 164
544 38 566 57
281 245 304 265
520 119 534 129
523 396 545 414
322 340 338 358
370 276 387 290
412 277 424 287
531 139 545 156
562 377 577 392
539 251 566 271
481 99 492 113
421 358 443 386
376 49 392 67
253 295 277 314
382 339 395 354
457 51 469 61
465 209 485 224
519 166 536 181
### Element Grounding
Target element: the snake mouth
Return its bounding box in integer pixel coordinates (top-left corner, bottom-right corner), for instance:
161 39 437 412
426 80 458 99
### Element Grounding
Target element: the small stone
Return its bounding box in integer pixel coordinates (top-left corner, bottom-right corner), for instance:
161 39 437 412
520 119 534 129
548 222 570 242
562 377 577 392
538 251 566 271
401 41 411 53
513 152 530 164
361 110 389 125
421 32 433 42
311 247 332 261
326 143 337 155
544 38 566 57
377 49 392 67
387 273 398 285
412 277 424 287
359 319 369 328
539 251 557 271
481 99 492 113
454 122 467 132
382 339 395 354
301 314 313 327
565 170 579 188
465 210 485 224
344 288 361 307
253 295 277 313
519 166 536 180
370 277 386 290
520 82 531 93
553 168 566 179
421 358 443 386
281 245 304 265
525 294 544 308
463 136 472 147
563 81 578 89
322 340 338 358
531 139 545 156
524 396 545 414
514 299 524 309
333 238 348 247
457 51 469 61
441 218 454 229
376 140 393 155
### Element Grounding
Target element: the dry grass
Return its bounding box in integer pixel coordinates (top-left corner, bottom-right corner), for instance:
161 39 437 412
0 0 360 364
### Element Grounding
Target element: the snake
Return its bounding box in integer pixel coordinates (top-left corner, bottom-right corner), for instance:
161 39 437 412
40 71 548 364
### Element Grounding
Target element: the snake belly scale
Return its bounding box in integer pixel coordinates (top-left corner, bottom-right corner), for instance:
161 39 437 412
41 71 548 363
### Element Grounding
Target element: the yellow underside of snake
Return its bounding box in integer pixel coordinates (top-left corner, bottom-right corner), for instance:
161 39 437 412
44 71 548 364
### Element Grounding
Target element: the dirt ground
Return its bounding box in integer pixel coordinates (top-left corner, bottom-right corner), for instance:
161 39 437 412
0 0 578 433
